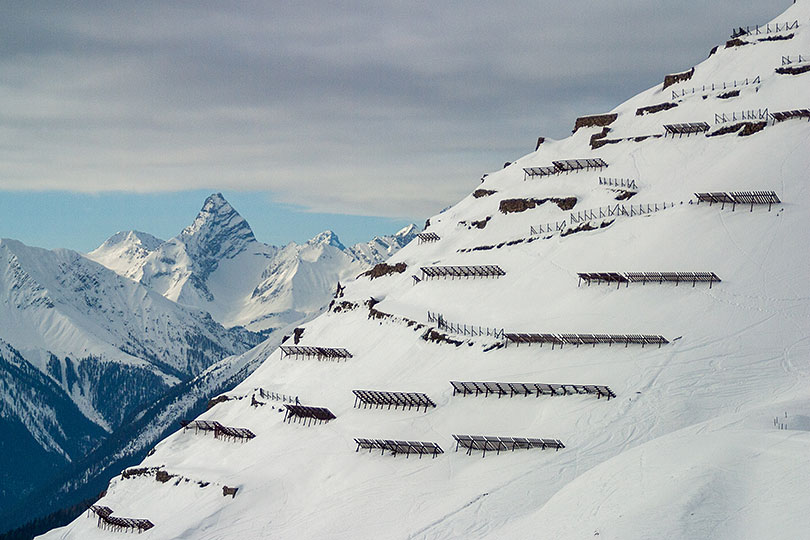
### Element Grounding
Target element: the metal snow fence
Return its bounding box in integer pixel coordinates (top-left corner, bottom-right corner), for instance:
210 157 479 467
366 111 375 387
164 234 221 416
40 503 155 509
427 311 504 339
453 434 565 457
568 202 675 224
695 191 780 211
530 219 567 236
671 76 760 100
256 388 299 404
714 108 769 125
663 123 711 137
599 177 638 190
531 201 677 236
731 20 799 38
354 438 444 458
781 55 807 66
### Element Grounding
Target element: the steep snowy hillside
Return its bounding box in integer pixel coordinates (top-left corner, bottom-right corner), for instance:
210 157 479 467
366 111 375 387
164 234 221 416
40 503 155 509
89 194 418 332
45 3 810 539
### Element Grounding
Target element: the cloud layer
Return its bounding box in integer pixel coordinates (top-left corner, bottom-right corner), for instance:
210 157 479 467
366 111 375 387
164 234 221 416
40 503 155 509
0 1 780 219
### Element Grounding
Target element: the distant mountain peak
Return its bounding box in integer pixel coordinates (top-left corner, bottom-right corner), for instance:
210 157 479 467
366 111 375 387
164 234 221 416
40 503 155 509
308 230 346 250
180 193 257 261
395 224 419 238
96 230 164 252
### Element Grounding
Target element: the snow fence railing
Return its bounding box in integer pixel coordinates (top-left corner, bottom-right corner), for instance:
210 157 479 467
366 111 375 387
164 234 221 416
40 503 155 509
782 55 807 66
671 75 760 100
530 201 678 236
427 311 504 339
599 177 638 190
714 108 769 125
255 388 299 404
731 20 799 39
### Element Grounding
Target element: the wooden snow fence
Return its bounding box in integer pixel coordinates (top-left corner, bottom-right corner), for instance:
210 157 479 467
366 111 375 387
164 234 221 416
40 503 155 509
279 345 353 361
87 505 154 534
553 158 608 173
453 435 565 458
283 404 336 426
354 438 444 459
450 381 615 400
419 265 505 281
770 109 810 123
523 158 607 180
663 122 710 137
577 271 721 289
504 333 669 349
417 232 440 244
694 191 780 211
522 165 558 179
182 420 255 443
352 390 436 412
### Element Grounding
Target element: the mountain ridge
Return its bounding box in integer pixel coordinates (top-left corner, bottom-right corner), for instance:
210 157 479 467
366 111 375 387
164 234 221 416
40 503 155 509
88 193 418 331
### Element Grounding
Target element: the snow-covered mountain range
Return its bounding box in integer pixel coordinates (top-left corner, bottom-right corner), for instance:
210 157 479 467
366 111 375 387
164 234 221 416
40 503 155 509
0 194 416 535
88 193 418 332
43 2 810 539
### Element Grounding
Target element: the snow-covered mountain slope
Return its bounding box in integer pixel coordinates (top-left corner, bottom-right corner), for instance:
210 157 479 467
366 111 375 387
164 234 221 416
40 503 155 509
88 194 418 332
0 237 260 528
0 336 107 511
45 3 810 539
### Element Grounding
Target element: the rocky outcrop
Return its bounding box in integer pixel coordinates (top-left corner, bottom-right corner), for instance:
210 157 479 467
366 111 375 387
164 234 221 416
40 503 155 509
636 102 678 116
663 67 695 89
573 113 618 133
361 262 408 280
499 197 577 214
776 64 810 75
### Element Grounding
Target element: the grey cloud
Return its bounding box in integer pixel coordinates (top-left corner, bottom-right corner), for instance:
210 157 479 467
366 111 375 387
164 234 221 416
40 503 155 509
0 1 781 217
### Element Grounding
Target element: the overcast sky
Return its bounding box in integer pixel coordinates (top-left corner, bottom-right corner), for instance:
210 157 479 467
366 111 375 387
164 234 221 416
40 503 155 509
0 1 782 251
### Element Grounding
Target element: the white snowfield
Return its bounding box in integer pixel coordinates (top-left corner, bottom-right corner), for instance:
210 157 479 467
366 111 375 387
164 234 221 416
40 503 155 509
45 2 810 539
